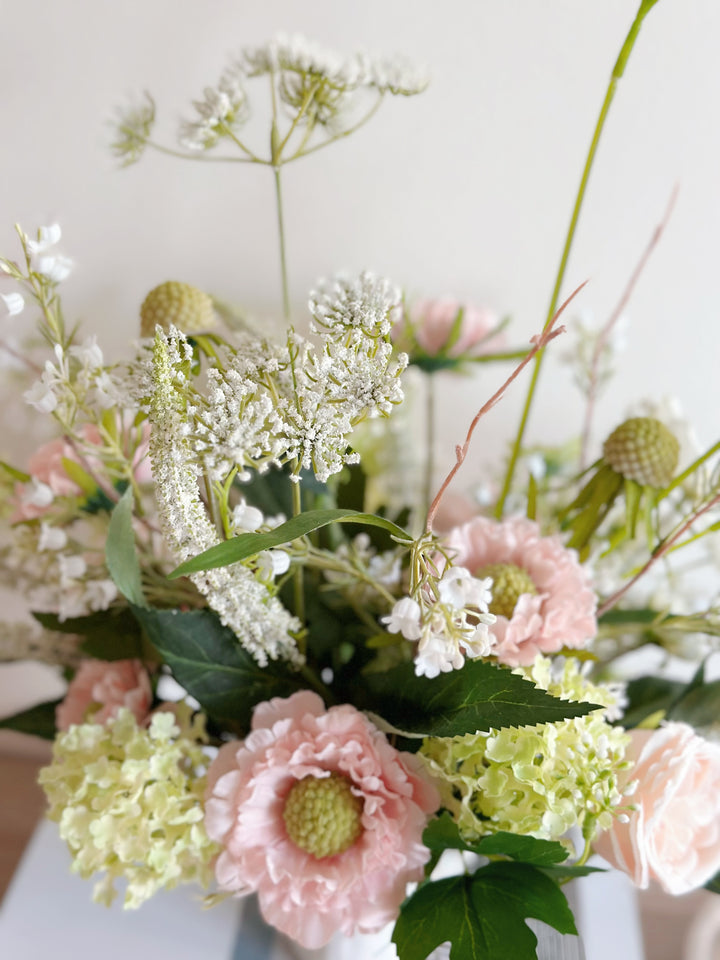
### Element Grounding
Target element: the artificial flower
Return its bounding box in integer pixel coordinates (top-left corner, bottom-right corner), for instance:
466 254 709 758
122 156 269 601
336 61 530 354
56 658 152 731
203 690 440 949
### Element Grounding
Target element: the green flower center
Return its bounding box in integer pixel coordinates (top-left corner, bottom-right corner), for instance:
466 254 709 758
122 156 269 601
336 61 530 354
475 563 537 619
283 773 363 859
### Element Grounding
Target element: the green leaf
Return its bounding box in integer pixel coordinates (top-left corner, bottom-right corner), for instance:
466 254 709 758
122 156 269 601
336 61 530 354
392 862 577 960
168 508 411 579
423 815 569 866
131 606 305 731
361 659 599 738
60 456 98 496
0 699 62 740
668 671 720 729
618 675 686 728
105 486 146 607
0 459 30 482
33 608 147 661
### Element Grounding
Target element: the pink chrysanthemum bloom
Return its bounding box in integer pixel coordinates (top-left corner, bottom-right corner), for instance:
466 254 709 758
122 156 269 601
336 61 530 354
392 297 504 366
204 691 440 949
443 517 597 666
56 658 152 731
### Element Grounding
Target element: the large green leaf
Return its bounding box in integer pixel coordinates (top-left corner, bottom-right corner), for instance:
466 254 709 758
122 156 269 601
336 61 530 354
422 814 568 865
168 509 411 579
131 606 305 731
33 608 148 662
106 487 146 606
361 660 599 738
392 862 577 960
0 698 62 740
618 675 686 728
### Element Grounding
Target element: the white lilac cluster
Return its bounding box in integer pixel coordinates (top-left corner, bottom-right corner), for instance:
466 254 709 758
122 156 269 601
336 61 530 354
323 532 402 604
24 337 120 420
383 567 496 678
147 330 301 665
191 272 406 484
179 67 249 151
2 519 117 622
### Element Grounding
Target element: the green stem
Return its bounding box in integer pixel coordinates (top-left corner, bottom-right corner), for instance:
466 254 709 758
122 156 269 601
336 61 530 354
289 94 385 162
273 165 292 324
494 0 662 519
423 373 436 513
291 476 306 642
146 140 262 164
662 439 720 496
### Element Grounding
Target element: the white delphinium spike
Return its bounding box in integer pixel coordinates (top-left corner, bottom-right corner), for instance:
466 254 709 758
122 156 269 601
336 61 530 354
148 328 301 665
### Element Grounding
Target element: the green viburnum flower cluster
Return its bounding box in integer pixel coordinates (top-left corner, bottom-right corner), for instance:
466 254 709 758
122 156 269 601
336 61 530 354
420 657 632 844
38 708 219 908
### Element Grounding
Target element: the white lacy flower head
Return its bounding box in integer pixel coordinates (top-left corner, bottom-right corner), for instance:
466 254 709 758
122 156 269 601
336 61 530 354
179 66 249 150
111 92 156 166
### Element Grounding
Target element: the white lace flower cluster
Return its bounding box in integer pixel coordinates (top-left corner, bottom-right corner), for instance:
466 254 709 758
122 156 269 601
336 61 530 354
179 67 249 151
111 93 156 166
186 272 406 485
147 331 301 665
383 566 497 679
178 35 427 151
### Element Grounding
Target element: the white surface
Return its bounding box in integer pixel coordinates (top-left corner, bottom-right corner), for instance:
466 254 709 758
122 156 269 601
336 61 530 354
0 819 242 960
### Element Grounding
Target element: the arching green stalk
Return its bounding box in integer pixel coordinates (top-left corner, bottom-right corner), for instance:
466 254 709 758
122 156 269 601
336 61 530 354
495 0 663 518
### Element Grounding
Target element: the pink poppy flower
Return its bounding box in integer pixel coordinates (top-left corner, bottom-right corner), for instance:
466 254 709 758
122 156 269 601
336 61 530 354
443 516 597 666
204 691 440 949
55 658 152 730
394 297 504 359
595 723 720 895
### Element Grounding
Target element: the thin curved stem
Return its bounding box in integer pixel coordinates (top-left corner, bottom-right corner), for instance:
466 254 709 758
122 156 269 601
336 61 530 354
273 166 291 324
423 373 436 513
146 140 263 164
495 0 663 518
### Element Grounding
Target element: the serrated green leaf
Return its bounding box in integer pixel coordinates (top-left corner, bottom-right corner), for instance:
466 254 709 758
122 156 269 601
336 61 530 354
0 698 62 740
620 675 688 729
168 509 411 579
131 606 305 731
361 659 599 737
105 486 146 607
392 862 577 960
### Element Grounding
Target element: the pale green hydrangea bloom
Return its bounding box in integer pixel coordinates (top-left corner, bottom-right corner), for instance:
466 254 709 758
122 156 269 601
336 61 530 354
420 657 632 843
39 708 219 908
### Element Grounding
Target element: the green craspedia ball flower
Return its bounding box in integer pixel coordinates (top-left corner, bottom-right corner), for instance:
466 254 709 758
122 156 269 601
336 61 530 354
283 773 364 859
140 281 215 337
603 416 679 488
475 563 537 619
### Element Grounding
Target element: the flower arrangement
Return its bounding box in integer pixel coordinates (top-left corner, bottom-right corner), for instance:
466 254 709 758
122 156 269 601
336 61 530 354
3 5 720 959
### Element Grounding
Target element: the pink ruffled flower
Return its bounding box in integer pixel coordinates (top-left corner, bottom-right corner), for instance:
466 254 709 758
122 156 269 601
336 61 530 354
55 658 152 730
394 297 504 359
204 691 440 949
595 723 720 895
443 516 597 666
13 422 151 521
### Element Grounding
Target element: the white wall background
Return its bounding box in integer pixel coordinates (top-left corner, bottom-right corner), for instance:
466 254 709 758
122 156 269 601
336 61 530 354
1 0 720 732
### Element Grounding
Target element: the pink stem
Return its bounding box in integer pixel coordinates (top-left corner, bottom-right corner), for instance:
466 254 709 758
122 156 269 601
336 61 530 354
425 281 587 533
597 490 720 617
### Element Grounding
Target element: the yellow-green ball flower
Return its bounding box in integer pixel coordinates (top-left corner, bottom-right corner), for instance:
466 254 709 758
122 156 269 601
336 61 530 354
38 708 219 908
420 657 631 844
603 416 679 488
140 281 215 338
